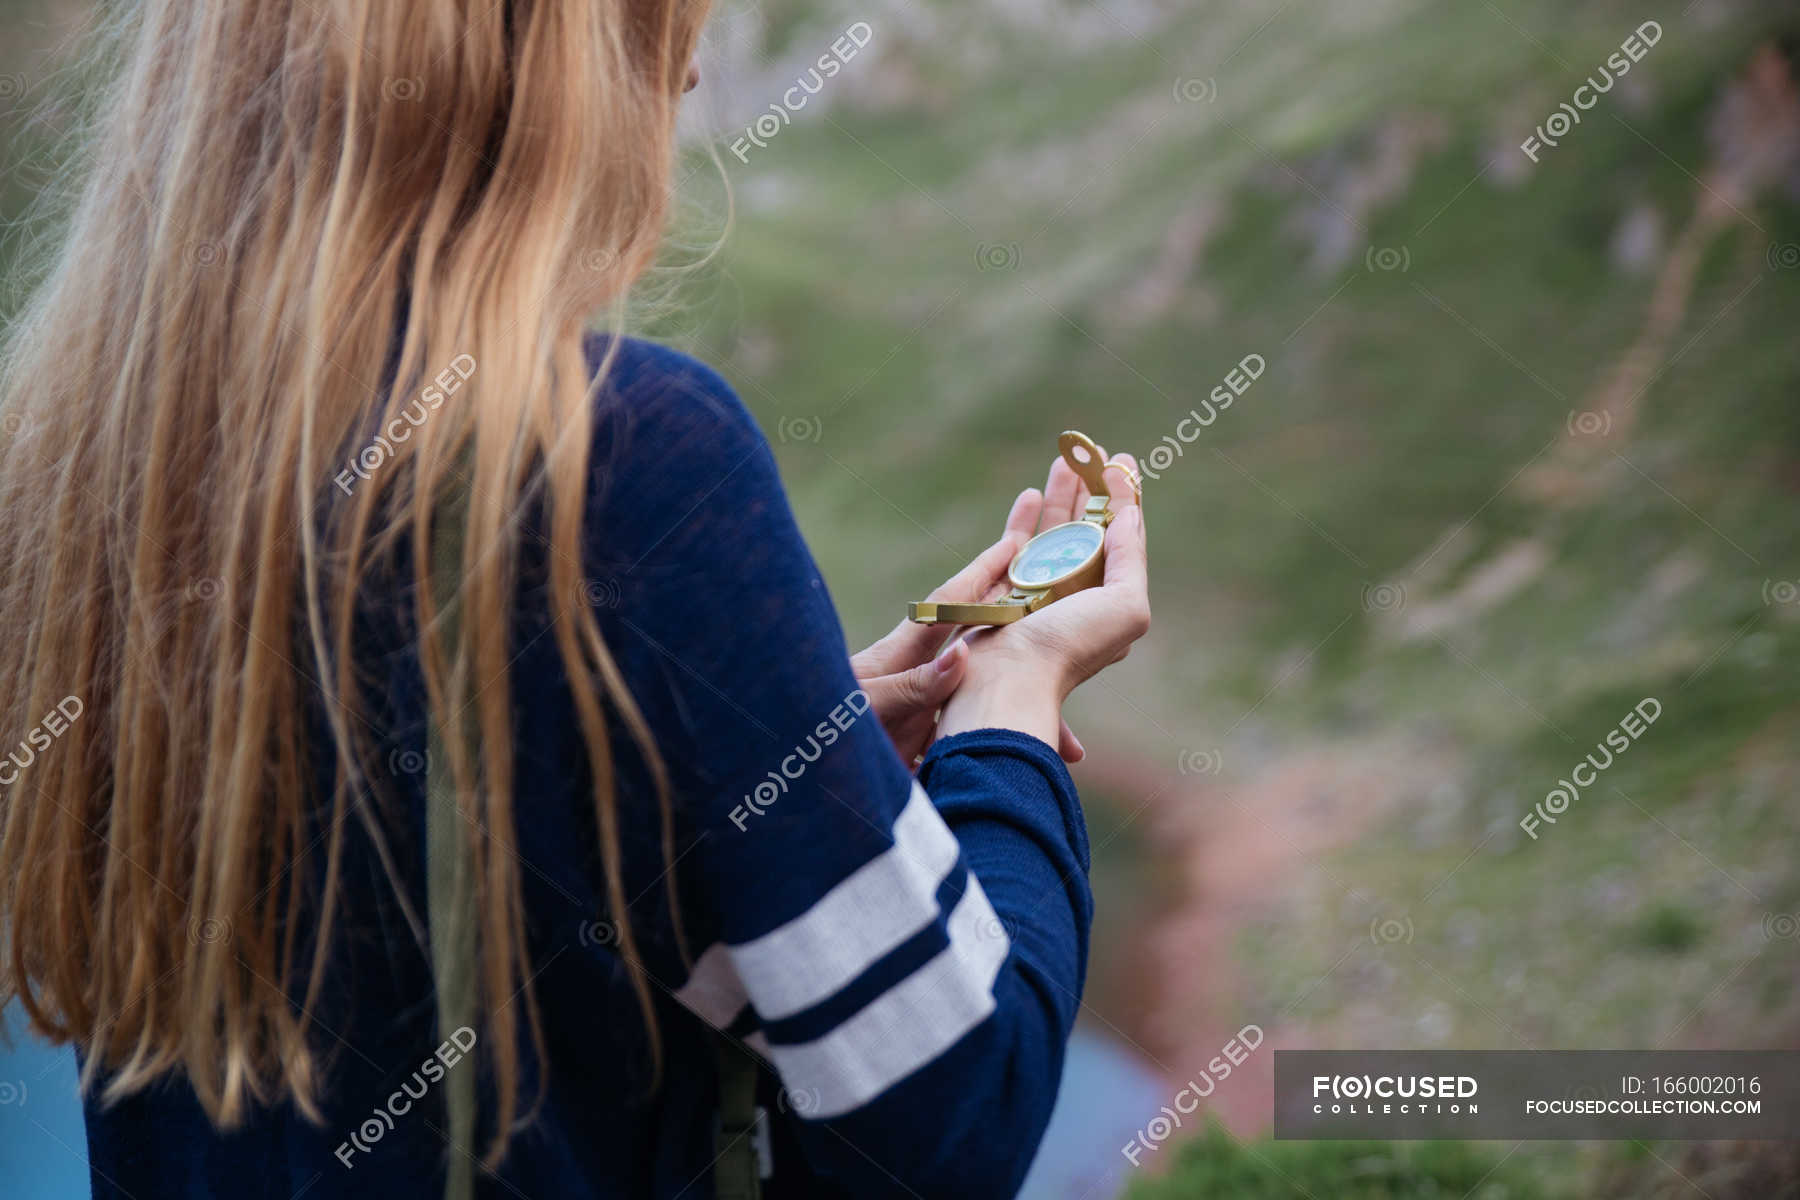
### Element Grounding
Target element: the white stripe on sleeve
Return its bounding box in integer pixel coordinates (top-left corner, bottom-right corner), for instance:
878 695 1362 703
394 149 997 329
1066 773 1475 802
762 874 1009 1119
674 780 961 1028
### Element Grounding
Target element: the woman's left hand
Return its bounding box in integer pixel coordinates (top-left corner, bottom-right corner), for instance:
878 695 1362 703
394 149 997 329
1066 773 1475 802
852 485 1084 766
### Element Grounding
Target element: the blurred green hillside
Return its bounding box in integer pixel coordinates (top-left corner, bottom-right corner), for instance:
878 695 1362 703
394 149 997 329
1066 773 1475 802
668 0 1800 1192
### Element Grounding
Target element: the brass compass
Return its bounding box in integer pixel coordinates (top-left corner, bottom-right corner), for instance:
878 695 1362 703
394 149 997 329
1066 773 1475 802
907 431 1139 626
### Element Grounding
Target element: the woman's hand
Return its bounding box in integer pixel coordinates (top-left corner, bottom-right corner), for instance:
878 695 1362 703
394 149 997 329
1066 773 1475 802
853 487 1086 765
932 448 1150 751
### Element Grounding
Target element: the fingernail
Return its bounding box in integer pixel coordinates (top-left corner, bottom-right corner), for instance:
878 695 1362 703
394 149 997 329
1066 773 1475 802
935 640 965 672
1070 732 1086 760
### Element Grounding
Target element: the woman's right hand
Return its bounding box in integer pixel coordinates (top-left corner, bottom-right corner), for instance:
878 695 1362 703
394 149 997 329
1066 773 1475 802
933 449 1150 751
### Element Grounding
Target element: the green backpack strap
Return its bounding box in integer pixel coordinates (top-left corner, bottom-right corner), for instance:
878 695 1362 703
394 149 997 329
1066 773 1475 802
712 1034 765 1200
425 479 763 1200
426 484 478 1200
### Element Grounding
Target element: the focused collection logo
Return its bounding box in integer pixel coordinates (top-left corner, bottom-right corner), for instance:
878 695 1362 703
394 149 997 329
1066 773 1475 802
1311 1073 1479 1115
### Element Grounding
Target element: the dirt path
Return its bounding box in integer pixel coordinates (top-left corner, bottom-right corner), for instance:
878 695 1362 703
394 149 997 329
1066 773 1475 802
1082 735 1459 1134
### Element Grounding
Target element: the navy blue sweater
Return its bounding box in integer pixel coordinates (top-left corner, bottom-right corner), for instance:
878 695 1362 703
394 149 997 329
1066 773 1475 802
81 338 1094 1198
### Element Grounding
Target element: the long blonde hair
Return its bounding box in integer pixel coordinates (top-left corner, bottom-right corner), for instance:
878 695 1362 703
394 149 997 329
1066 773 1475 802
0 0 711 1163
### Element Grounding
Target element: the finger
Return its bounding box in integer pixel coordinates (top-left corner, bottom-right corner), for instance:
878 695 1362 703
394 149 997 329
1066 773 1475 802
863 640 967 728
1102 502 1148 594
850 622 933 682
1102 451 1141 510
902 491 1040 638
1042 455 1084 529
1002 486 1042 542
860 492 1039 676
886 709 941 768
1058 720 1085 764
933 491 1038 603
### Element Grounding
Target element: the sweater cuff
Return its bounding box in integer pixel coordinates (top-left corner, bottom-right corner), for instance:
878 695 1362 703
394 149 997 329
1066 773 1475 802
917 728 1089 873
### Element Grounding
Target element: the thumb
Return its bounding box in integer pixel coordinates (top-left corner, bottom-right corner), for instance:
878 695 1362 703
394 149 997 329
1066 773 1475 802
865 639 966 723
1102 504 1147 589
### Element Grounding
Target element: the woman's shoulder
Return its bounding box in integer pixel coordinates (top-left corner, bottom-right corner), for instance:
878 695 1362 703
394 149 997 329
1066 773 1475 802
574 333 792 552
582 333 760 450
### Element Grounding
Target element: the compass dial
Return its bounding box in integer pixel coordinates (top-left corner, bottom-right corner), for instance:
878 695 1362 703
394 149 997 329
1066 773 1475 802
1009 520 1104 589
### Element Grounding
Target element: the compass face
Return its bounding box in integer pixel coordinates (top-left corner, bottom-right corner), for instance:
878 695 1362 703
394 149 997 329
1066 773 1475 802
1009 521 1104 588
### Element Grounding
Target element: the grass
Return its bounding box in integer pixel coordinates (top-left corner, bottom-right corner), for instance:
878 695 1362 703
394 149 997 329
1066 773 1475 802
1126 1124 1567 1200
1126 1126 1800 1199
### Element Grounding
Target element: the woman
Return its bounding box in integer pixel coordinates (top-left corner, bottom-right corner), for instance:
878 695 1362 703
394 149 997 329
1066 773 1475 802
0 2 1150 1197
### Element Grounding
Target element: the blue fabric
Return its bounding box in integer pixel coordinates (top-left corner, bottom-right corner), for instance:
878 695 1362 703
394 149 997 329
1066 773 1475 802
80 337 1093 1199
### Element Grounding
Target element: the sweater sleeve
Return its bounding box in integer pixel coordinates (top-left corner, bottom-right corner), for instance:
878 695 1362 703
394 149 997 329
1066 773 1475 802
586 338 1094 1198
